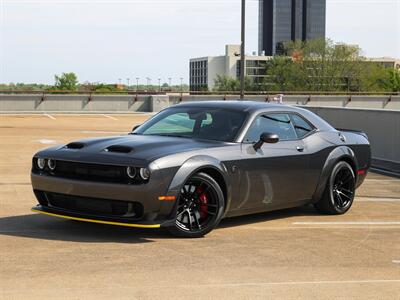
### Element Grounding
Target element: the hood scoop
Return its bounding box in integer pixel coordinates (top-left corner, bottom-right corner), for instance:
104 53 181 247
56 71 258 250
105 145 133 153
65 142 85 149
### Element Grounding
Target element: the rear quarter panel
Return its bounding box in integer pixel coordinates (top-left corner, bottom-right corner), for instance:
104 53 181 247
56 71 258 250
310 130 371 202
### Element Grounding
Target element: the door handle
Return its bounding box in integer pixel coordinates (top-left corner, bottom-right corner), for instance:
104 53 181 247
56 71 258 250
296 146 304 152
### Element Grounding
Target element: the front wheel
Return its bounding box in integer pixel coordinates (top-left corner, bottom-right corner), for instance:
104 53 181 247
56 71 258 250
315 161 356 215
167 172 225 238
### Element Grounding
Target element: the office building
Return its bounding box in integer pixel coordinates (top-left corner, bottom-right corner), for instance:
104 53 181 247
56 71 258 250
189 45 273 91
259 0 326 55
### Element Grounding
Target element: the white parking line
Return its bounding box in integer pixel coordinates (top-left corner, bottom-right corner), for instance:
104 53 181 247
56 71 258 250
81 131 127 134
37 139 57 145
293 221 400 225
43 113 56 120
365 179 400 182
101 114 118 120
164 279 400 288
356 197 400 202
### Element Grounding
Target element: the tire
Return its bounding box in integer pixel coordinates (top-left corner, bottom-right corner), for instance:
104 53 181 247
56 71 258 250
167 172 225 238
314 161 356 215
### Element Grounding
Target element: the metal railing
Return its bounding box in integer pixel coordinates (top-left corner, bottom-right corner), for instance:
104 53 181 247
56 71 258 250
0 90 398 98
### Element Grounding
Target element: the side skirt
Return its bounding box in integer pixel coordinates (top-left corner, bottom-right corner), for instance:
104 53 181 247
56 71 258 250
224 199 312 218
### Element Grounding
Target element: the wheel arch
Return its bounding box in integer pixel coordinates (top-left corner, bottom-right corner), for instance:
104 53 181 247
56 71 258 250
166 155 231 213
312 146 358 203
340 156 357 176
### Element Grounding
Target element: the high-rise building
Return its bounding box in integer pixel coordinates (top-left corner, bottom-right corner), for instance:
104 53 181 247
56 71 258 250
259 0 326 55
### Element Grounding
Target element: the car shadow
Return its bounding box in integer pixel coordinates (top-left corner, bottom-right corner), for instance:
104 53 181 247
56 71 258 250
0 214 169 244
219 204 319 228
0 205 319 243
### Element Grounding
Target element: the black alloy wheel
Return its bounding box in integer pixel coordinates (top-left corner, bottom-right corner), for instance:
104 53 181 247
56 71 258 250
315 161 356 215
167 172 224 238
332 166 355 209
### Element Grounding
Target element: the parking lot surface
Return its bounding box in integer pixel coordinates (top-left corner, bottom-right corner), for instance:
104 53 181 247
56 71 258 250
0 114 399 299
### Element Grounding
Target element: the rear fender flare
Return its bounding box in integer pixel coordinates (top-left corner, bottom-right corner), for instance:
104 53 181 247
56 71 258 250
312 146 358 203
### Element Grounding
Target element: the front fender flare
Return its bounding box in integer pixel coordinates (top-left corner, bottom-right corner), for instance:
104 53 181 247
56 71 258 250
166 155 231 214
312 146 358 203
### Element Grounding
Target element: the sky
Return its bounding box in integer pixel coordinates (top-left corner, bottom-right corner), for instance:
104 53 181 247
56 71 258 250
0 0 399 85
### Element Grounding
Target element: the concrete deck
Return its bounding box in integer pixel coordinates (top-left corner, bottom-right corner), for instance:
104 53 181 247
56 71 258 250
0 114 399 299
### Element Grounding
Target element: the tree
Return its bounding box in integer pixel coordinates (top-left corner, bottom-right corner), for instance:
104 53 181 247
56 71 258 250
54 72 78 91
379 69 400 92
261 39 397 93
280 39 366 92
213 75 256 92
262 56 304 91
213 75 240 91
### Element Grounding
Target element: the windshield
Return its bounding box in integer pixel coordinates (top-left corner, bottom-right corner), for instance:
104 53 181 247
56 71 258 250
133 107 247 142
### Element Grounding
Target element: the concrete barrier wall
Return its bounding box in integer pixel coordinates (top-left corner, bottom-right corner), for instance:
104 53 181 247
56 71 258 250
304 106 400 174
0 94 151 112
1 94 399 112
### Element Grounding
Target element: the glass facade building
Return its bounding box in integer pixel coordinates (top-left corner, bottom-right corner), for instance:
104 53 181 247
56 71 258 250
259 0 326 55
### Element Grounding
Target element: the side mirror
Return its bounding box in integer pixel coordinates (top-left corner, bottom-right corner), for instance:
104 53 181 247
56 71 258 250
253 132 279 150
132 124 141 132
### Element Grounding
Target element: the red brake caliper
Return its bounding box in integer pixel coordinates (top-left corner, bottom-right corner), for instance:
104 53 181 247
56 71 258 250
196 187 208 219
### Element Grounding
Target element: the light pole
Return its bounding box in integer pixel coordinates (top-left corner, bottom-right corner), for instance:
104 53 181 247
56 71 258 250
146 78 151 91
158 78 161 92
136 78 139 92
240 0 246 100
118 78 122 85
127 78 130 89
180 78 184 100
168 78 172 87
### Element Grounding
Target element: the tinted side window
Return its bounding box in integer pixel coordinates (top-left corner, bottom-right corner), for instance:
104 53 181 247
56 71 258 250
291 114 314 138
244 113 297 142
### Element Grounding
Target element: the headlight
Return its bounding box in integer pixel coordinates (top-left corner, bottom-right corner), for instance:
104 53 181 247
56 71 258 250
139 168 150 180
126 166 137 179
37 158 46 170
48 159 56 171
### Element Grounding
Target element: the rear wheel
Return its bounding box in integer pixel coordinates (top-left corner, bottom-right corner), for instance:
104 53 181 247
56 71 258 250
167 172 225 238
315 161 355 215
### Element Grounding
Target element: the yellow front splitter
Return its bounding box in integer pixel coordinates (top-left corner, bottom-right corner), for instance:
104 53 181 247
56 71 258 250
31 208 161 229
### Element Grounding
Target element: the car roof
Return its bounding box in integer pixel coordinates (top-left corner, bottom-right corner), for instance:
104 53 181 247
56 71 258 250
176 100 287 113
174 100 334 131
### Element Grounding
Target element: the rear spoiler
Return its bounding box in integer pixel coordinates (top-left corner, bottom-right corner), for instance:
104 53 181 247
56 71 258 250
336 128 368 140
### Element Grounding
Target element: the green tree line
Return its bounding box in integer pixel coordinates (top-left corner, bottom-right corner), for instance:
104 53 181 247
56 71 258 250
1 73 189 93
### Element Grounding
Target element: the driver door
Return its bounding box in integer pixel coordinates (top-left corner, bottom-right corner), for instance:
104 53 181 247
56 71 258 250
235 113 310 210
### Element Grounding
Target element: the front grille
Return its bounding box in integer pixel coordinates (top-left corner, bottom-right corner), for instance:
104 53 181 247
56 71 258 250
32 159 148 185
42 192 143 219
53 161 129 184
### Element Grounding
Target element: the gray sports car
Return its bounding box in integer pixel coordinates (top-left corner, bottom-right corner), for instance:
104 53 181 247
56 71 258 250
31 101 371 237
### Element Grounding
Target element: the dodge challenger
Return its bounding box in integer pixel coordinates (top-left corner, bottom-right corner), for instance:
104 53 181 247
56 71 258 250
31 101 371 237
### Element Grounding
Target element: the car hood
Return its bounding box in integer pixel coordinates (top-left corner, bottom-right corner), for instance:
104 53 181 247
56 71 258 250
37 134 228 164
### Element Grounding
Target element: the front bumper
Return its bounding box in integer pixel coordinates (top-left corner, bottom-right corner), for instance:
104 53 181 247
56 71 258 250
31 172 178 224
32 205 175 228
